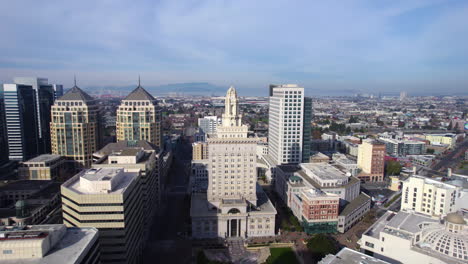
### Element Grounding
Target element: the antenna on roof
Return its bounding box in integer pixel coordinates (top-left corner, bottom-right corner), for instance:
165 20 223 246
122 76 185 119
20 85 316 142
138 75 141 87
74 74 77 87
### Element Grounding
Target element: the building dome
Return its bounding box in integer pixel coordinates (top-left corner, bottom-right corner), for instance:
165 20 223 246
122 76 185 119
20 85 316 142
446 213 466 225
421 229 468 261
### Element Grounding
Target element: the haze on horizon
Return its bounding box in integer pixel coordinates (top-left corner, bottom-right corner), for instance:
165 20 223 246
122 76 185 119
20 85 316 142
1 0 467 96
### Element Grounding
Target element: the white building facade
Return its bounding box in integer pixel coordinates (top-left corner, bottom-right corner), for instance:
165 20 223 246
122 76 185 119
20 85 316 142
401 175 462 217
191 86 276 239
267 84 305 165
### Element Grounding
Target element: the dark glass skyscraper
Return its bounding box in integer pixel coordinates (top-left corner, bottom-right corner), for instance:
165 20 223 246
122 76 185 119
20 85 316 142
14 77 57 154
2 84 39 161
0 86 8 165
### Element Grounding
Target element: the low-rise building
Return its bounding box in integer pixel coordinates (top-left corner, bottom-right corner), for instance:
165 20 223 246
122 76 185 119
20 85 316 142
407 155 436 167
401 175 463 217
18 154 69 181
319 247 389 264
0 181 61 226
378 138 426 156
425 133 458 148
309 152 330 163
337 193 371 233
0 224 99 264
359 211 467 264
291 189 339 234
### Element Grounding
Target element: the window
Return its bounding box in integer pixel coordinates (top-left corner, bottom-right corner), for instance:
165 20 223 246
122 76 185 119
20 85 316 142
3 250 12 254
365 242 374 248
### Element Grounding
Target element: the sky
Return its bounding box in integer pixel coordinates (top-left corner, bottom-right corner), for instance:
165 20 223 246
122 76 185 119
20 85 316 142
1 0 468 96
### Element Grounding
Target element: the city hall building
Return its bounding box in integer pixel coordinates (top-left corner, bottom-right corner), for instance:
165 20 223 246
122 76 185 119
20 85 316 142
190 87 276 239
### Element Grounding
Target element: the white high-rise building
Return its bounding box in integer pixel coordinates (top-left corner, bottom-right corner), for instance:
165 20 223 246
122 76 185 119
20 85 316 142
198 116 220 135
267 84 310 165
191 86 276 239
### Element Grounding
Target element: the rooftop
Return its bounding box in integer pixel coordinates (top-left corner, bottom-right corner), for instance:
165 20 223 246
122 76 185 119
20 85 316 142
24 154 62 163
117 148 141 156
301 163 349 181
297 169 360 190
0 225 98 264
319 247 390 264
364 211 438 240
123 86 156 101
339 193 371 216
407 175 459 190
94 140 159 156
63 168 139 195
57 86 94 102
0 180 52 192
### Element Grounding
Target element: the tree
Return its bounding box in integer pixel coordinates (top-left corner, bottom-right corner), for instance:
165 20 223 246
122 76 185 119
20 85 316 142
447 122 453 130
349 116 358 123
312 128 322 139
306 234 339 262
427 148 435 154
386 160 402 176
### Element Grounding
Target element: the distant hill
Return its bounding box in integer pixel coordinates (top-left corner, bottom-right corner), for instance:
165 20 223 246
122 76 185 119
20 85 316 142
150 82 224 96
84 82 225 96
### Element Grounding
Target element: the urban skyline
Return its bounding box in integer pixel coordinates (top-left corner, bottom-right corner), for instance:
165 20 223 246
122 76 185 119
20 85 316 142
1 1 468 96
1 1 467 263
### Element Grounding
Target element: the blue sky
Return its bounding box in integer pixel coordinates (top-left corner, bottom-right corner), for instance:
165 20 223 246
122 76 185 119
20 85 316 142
1 0 467 95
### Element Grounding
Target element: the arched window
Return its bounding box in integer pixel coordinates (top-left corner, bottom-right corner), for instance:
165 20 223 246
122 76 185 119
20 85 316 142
228 208 240 214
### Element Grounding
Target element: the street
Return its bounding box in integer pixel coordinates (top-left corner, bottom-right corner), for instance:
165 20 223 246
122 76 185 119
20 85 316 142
142 138 193 264
432 138 468 172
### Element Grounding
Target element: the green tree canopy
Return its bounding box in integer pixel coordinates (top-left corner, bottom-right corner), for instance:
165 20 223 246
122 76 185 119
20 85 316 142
386 160 402 175
306 234 339 262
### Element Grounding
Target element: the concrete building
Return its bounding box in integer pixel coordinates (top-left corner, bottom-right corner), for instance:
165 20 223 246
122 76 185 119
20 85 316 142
191 86 276 239
267 84 312 165
359 210 467 264
191 160 209 193
50 84 102 169
198 116 220 135
0 181 61 226
18 154 69 181
408 155 436 167
0 87 8 165
116 81 163 148
92 140 164 239
0 224 99 264
61 168 144 263
14 77 56 154
401 175 463 217
319 247 390 264
275 162 368 234
192 141 209 160
337 193 371 233
297 163 361 203
378 137 426 156
290 189 340 234
425 133 458 148
310 152 330 163
256 142 268 158
357 139 385 182
2 84 39 161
